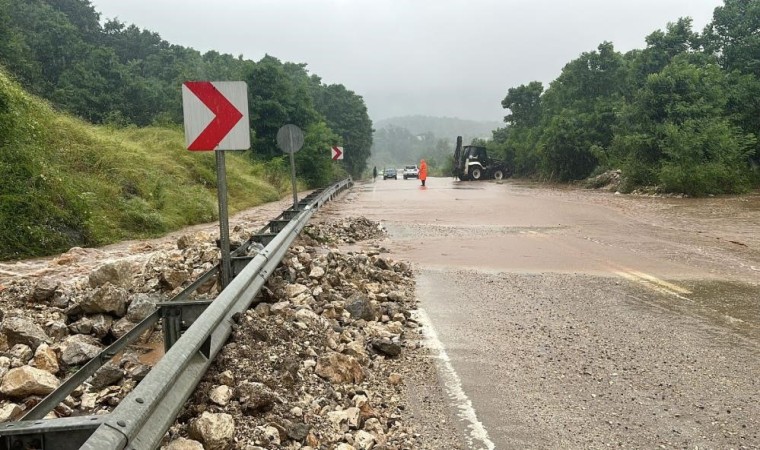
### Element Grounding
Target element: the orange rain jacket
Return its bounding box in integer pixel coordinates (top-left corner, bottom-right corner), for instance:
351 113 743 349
419 160 428 180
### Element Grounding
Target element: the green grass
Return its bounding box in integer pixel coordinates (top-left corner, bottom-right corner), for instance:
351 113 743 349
0 70 290 260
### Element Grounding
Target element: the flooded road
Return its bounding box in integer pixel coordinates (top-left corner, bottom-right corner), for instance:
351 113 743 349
324 177 760 449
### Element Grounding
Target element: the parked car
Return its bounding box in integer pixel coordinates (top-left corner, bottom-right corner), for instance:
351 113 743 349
383 167 398 179
403 165 419 179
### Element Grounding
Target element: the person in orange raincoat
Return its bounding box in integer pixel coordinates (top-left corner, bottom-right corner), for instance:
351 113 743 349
419 159 428 186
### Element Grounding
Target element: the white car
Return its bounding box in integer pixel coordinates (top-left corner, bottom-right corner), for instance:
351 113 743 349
403 165 419 179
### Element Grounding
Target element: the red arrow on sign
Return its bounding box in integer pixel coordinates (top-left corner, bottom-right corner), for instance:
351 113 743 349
184 81 244 151
331 146 344 160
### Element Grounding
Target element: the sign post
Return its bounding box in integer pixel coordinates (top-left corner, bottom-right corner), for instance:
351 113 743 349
276 124 304 210
182 81 250 288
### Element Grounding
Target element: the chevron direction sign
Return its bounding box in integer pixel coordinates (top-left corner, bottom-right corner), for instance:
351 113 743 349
182 81 250 151
331 146 344 160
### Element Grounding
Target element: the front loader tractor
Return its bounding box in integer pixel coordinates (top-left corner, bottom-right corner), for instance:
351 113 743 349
452 136 509 181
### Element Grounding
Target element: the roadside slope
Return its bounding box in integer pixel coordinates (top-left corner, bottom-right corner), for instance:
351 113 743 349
0 69 284 260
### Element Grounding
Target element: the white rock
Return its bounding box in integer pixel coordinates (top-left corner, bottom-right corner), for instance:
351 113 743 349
285 284 309 298
308 266 325 279
0 403 21 422
270 302 291 315
346 407 361 428
164 437 204 450
188 412 234 450
354 430 376 450
209 385 233 406
80 392 97 410
218 370 235 386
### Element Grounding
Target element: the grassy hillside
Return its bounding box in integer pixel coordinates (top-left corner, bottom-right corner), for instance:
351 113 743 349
0 70 288 260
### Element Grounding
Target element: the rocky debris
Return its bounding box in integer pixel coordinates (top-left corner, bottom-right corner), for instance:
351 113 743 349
584 169 622 191
0 217 269 419
0 227 240 420
236 381 278 415
163 217 432 449
345 294 378 321
9 344 33 367
302 216 386 244
0 215 442 448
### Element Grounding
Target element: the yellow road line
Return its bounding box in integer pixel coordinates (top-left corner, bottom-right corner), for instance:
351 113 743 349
613 269 691 300
626 270 692 294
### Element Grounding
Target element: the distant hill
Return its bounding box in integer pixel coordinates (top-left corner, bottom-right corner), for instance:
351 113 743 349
374 115 502 142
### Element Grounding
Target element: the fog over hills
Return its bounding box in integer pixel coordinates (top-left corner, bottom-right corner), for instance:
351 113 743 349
369 115 504 174
374 115 502 142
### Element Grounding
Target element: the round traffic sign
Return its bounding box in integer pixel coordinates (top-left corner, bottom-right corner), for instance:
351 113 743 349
276 124 304 154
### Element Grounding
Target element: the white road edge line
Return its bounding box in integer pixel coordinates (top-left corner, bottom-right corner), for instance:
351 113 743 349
414 308 496 450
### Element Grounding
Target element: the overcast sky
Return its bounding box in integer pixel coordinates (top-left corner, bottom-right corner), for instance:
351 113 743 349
89 0 724 123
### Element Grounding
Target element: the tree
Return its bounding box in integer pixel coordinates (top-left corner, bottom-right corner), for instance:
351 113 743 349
536 42 626 180
629 18 700 85
612 55 754 192
312 84 373 179
502 82 543 127
245 56 320 159
703 0 760 76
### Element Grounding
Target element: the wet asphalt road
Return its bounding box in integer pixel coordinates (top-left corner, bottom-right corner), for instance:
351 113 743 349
326 176 760 449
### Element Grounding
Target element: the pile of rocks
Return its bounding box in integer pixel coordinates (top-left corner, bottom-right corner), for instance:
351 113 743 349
302 217 386 244
583 169 622 191
0 215 432 450
0 229 230 420
165 233 424 450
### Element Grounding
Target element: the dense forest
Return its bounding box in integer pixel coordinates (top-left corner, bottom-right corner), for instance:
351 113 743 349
0 0 373 181
491 0 760 195
370 116 499 175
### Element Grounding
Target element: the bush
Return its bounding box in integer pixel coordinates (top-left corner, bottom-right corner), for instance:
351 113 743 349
657 120 754 195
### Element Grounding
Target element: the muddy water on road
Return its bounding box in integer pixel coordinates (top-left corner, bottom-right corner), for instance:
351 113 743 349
327 177 760 448
343 177 759 284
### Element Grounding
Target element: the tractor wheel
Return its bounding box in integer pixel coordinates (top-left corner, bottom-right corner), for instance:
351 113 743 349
493 169 504 180
471 167 483 180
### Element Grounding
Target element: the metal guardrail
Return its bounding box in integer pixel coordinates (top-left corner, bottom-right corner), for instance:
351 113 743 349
0 178 352 450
